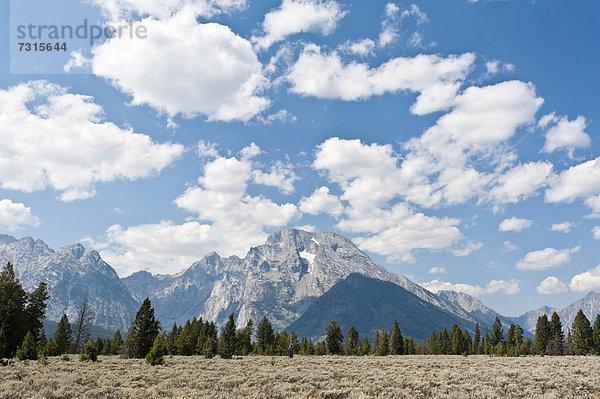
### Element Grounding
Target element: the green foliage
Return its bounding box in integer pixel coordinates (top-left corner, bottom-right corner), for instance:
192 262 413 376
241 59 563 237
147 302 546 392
145 335 165 366
219 313 237 359
0 263 49 358
376 330 389 356
79 341 98 362
359 337 370 356
473 321 480 354
490 317 503 347
236 319 254 356
256 317 275 355
53 314 72 355
389 320 404 355
314 340 326 355
535 315 551 355
325 321 343 355
128 298 160 359
571 310 592 355
61 354 70 361
346 325 360 356
16 331 38 360
592 314 600 355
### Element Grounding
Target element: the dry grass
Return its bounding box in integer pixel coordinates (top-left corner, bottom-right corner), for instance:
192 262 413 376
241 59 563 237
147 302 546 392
1 355 599 398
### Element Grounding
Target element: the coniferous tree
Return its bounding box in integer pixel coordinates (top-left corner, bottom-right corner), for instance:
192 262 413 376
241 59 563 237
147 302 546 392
314 340 327 355
25 282 49 342
0 263 29 357
571 310 592 355
514 324 524 355
372 331 380 355
176 320 195 355
72 300 94 353
145 335 165 366
490 317 503 347
237 318 254 356
592 314 600 355
53 314 72 355
80 340 98 362
256 317 275 355
546 312 564 355
111 329 123 355
483 331 490 355
506 324 516 356
535 314 551 355
16 330 38 360
389 320 404 355
473 321 480 354
0 328 7 358
128 298 160 358
359 337 370 356
205 322 218 358
325 321 343 355
440 328 450 354
165 323 178 355
219 313 237 359
346 325 360 356
38 329 47 349
377 330 389 356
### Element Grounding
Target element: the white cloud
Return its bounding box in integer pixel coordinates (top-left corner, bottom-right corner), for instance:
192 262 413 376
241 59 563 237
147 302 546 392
537 277 568 295
503 241 517 252
551 222 573 233
0 81 183 201
546 157 600 204
378 3 427 48
516 246 580 271
299 186 344 216
488 162 553 205
485 60 515 76
592 226 600 240
92 0 246 20
100 144 299 275
422 279 520 296
498 217 533 233
252 0 346 50
251 161 298 195
0 200 41 231
428 266 447 274
569 265 600 293
338 39 376 57
287 46 475 115
92 10 269 121
257 109 297 125
539 114 590 154
452 240 483 256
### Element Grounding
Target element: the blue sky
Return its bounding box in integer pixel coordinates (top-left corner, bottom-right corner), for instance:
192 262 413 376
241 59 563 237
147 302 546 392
1 0 600 317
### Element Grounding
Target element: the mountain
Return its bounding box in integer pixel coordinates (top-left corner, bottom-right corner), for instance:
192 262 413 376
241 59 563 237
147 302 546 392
287 274 476 340
122 229 475 330
437 290 513 330
516 292 600 333
0 234 138 331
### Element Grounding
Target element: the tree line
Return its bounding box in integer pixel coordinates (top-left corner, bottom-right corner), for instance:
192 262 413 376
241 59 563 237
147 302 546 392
3 261 600 365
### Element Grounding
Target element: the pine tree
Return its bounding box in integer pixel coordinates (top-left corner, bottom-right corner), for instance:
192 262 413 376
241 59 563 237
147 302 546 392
483 331 490 355
16 331 38 360
237 318 254 356
80 340 98 362
26 282 49 343
377 330 389 356
372 331 380 355
490 317 503 347
128 298 160 358
111 329 123 355
592 314 600 355
346 325 360 356
0 328 7 358
0 262 29 357
205 322 218 358
535 314 550 355
571 310 592 355
473 321 481 354
53 314 72 355
145 335 165 366
38 329 47 349
506 324 516 356
389 320 404 355
325 321 343 355
359 337 370 356
514 324 524 355
546 312 564 355
256 317 275 355
218 313 237 359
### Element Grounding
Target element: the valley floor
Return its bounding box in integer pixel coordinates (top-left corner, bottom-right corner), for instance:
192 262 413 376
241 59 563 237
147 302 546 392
1 355 599 398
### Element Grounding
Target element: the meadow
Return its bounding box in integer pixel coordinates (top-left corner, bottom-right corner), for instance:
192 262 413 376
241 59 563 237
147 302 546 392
1 355 599 398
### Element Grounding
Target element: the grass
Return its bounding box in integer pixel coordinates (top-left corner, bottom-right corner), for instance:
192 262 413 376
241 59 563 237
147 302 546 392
1 355 599 398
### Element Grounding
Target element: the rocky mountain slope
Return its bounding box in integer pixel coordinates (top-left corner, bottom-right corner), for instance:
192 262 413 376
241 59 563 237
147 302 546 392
0 235 137 331
287 274 476 340
122 229 475 330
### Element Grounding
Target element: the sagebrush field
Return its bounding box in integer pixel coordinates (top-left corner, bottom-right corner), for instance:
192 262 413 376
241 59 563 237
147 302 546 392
1 355 600 398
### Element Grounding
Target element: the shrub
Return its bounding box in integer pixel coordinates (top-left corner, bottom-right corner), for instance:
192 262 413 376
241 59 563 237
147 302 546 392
145 336 165 366
16 331 38 361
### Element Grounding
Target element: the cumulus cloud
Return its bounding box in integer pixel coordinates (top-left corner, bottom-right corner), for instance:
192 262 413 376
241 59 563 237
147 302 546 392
546 157 600 208
428 266 447 274
92 10 269 121
252 0 346 50
299 186 344 216
251 161 298 195
0 200 41 231
592 226 600 240
551 222 573 233
498 217 533 233
422 279 520 296
537 277 568 295
516 246 580 271
338 39 376 57
100 144 299 275
539 113 591 154
488 162 553 205
569 265 600 293
378 3 428 48
287 46 475 115
0 81 183 201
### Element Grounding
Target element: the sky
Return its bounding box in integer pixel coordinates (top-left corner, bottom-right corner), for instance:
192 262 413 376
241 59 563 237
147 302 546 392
1 0 600 317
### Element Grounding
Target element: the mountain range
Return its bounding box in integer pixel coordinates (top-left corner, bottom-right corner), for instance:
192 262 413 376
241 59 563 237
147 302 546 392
1 229 598 339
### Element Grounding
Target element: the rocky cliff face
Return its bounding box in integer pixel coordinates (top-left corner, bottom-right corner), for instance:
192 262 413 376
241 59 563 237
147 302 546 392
123 229 475 330
0 235 137 331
